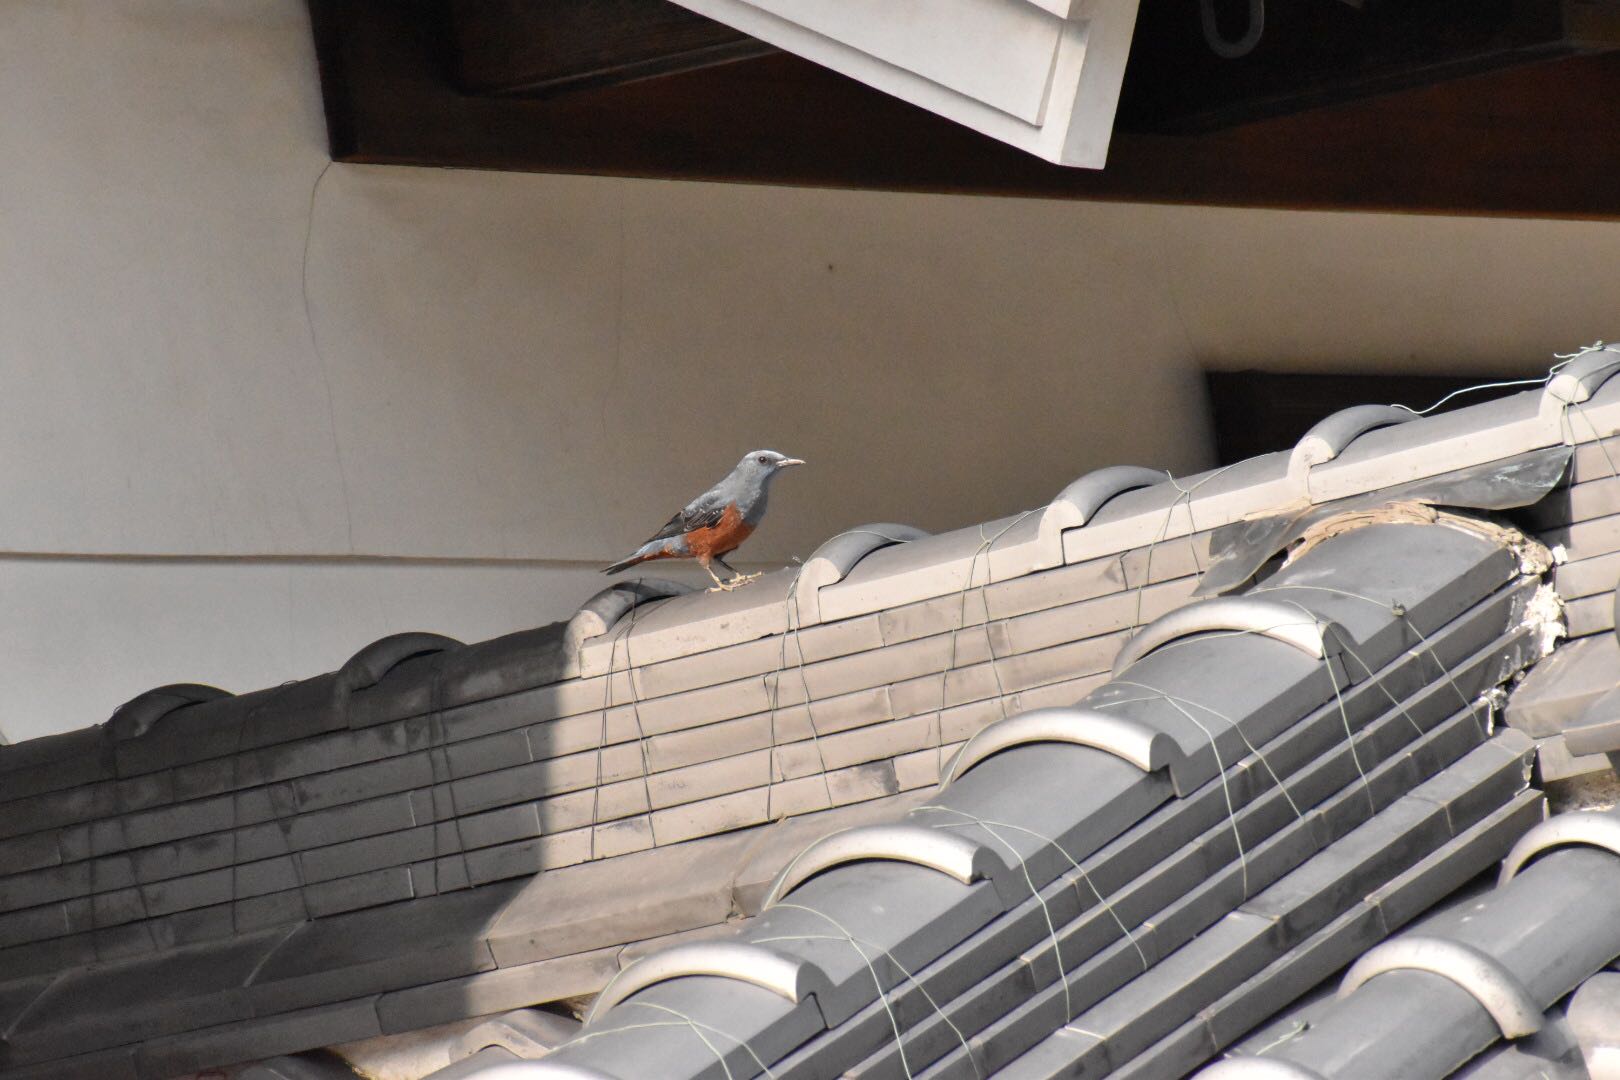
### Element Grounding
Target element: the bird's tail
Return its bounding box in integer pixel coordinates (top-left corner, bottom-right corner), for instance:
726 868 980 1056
602 552 650 575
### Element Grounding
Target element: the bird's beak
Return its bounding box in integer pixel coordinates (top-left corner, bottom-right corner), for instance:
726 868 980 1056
778 458 805 467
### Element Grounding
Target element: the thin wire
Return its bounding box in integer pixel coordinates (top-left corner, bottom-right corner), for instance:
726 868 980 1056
592 593 658 860
1251 1019 1310 1055
1391 376 1560 418
767 901 927 1080
910 804 1150 972
769 528 917 819
1134 466 1235 630
637 1002 734 1080
1248 583 1474 715
938 509 1044 773
1570 399 1620 481
425 649 475 894
1094 681 1246 895
1388 344 1608 418
935 815 1071 1017
1104 679 1304 821
750 929 978 1080
1325 650 1376 816
622 1001 777 1080
1243 599 1376 813
567 1014 767 1079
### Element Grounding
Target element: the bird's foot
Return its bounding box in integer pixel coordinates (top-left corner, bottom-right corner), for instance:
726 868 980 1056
706 572 761 592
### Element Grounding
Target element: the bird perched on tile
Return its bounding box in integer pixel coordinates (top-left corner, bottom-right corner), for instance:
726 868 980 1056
603 450 805 590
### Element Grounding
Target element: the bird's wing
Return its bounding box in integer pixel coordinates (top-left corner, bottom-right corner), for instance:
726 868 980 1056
643 490 728 544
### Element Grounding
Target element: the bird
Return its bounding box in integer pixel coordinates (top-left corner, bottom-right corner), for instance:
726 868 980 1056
603 450 805 591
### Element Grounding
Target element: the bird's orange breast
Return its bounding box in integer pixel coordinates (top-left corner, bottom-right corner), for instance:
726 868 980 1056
684 503 754 559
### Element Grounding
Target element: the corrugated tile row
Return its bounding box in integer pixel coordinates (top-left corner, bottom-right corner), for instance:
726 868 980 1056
1199 806 1620 1078
3 355 1619 1078
528 518 1549 1080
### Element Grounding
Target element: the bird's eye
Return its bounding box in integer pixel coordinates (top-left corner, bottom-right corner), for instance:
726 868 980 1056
757 455 770 465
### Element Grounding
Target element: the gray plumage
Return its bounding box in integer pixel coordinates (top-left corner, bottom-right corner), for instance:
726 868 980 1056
603 450 805 587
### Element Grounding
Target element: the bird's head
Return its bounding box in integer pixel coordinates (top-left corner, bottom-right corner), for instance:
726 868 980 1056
735 449 805 484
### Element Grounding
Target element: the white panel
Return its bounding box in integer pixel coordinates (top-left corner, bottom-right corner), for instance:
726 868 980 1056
744 0 1065 124
671 0 1139 167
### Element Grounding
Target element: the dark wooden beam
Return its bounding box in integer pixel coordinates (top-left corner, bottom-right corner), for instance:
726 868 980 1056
447 0 775 97
1205 371 1520 467
307 0 1620 218
1119 0 1620 132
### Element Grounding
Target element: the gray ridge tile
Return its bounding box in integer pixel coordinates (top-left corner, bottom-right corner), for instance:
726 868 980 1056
1526 473 1620 529
543 980 824 1080
1367 788 1544 934
434 621 570 711
302 867 414 918
422 1047 521 1079
1538 511 1620 562
799 678 1456 1077
245 879 522 1015
133 995 382 1080
377 946 618 1034
0 729 110 778
1 1045 140 1080
741 868 1010 1028
0 745 116 807
5 925 294 1064
991 1025 1108 1080
1245 841 1620 1078
0 833 61 877
775 599 1535 1080
488 827 755 967
238 1051 372 1080
875 704 1529 1080
986 533 1212 624
1074 911 1280 1070
1564 680 1620 757
1197 902 1385 1055
0 973 56 1041
1535 731 1612 782
1552 546 1620 600
1570 431 1620 482
1505 633 1619 737
1564 592 1613 637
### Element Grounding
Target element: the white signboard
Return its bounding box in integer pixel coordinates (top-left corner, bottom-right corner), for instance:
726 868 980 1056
668 0 1143 167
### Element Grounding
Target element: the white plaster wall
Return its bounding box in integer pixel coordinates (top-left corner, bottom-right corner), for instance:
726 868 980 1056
0 0 1616 740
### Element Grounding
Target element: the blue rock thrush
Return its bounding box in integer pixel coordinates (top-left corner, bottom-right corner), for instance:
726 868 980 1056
603 450 805 590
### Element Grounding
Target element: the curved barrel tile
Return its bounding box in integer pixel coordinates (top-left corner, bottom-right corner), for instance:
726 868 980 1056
1338 936 1543 1039
943 706 1184 788
1497 808 1620 886
791 524 929 625
584 942 833 1025
763 823 1011 909
1036 466 1168 565
106 683 233 742
1288 405 1416 489
1111 597 1344 678
565 578 695 674
338 632 463 693
1545 347 1620 408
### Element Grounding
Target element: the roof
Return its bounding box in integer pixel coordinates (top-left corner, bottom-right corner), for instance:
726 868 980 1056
523 516 1547 1079
2 347 1619 1078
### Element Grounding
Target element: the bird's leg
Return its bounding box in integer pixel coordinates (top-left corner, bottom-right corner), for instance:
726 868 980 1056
701 558 736 593
712 554 760 588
